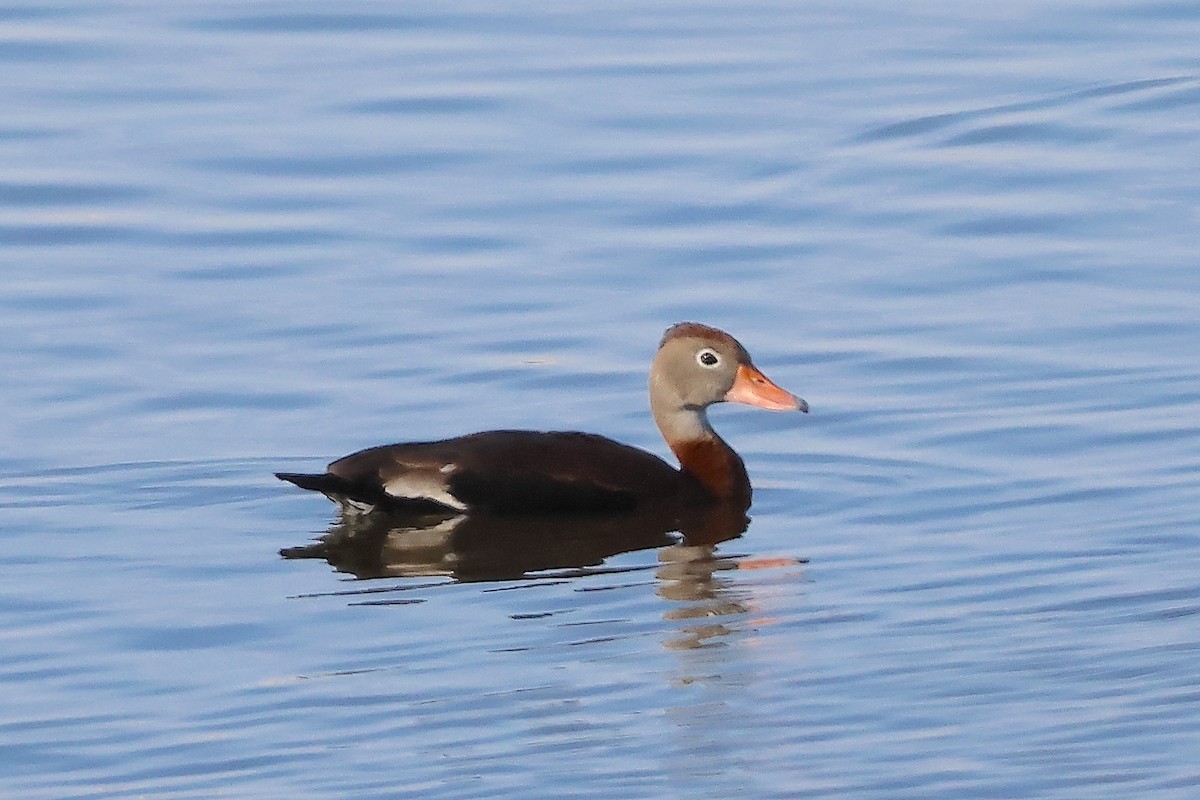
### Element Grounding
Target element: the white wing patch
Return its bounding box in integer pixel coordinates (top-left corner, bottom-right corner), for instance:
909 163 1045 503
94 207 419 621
328 494 377 516
383 469 467 511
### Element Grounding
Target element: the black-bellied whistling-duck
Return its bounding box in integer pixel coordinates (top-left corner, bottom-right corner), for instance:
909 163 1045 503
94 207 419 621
276 322 807 515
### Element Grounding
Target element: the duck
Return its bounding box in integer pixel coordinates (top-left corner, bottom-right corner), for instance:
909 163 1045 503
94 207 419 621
275 322 807 515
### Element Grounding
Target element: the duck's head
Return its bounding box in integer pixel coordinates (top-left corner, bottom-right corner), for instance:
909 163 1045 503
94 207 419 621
650 322 807 418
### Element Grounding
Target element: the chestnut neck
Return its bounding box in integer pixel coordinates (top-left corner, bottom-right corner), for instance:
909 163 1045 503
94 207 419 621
669 434 751 509
650 390 751 508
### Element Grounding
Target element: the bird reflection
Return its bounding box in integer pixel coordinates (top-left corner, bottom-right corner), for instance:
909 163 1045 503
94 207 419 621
656 542 750 650
280 504 749 583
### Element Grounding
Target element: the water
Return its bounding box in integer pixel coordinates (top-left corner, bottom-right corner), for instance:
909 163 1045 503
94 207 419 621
3 1 1199 797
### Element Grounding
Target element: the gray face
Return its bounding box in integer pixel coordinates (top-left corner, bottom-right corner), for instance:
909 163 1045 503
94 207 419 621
650 331 748 411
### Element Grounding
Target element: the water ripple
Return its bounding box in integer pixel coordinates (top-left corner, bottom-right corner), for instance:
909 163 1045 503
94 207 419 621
3 1 1200 798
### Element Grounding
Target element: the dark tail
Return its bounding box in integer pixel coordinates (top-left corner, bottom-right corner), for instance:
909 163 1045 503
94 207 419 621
275 471 388 512
275 472 343 493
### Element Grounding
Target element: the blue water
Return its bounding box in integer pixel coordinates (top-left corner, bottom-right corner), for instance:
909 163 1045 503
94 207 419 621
3 2 1199 797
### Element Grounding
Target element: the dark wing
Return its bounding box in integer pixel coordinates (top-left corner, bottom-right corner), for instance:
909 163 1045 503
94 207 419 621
319 430 684 514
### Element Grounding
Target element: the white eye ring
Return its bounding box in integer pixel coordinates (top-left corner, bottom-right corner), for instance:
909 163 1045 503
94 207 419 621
696 348 720 368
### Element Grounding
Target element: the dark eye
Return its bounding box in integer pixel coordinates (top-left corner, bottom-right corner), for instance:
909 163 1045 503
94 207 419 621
696 348 720 368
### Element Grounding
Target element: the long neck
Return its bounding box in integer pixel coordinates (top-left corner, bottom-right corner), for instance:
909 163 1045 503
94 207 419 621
650 391 751 507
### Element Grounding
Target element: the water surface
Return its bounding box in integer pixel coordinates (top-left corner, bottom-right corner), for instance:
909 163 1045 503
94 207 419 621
2 2 1199 798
